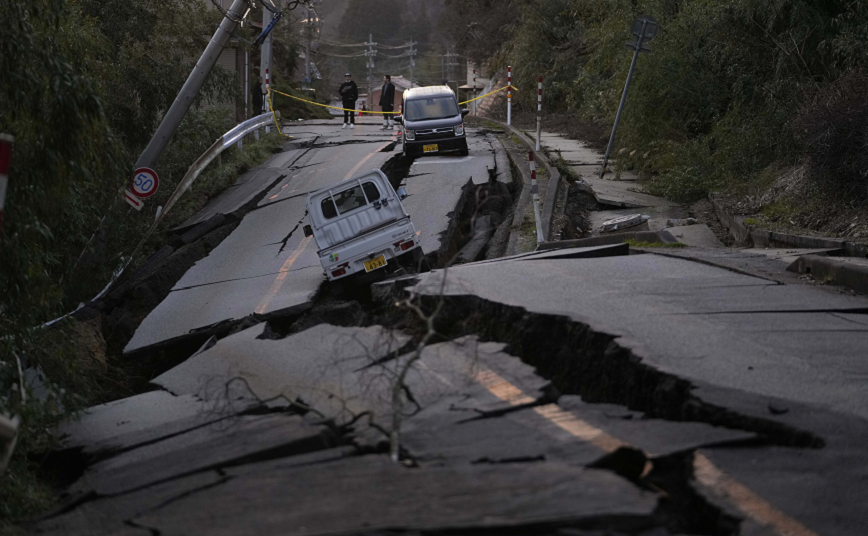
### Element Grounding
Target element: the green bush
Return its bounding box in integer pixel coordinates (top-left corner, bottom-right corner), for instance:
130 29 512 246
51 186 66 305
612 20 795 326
448 0 868 202
0 0 285 524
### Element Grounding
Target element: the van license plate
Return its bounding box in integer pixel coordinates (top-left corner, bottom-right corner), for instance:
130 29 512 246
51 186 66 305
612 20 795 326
363 255 387 273
423 144 438 153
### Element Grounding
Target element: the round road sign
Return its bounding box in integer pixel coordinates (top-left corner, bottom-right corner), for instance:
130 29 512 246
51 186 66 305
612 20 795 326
131 167 159 198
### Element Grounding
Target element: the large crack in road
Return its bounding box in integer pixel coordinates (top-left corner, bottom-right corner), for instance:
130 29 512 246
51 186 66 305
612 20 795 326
39 126 865 536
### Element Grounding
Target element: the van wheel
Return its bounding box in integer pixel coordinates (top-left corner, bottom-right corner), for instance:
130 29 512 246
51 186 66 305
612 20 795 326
459 141 469 156
412 248 432 273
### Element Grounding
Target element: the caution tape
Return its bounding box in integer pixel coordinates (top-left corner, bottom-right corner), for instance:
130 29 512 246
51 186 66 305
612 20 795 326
270 89 390 114
460 85 517 105
269 85 518 115
266 91 293 138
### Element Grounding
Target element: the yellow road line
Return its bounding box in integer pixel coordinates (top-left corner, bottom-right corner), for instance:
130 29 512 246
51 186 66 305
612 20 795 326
254 142 390 314
255 236 312 314
472 367 820 536
694 454 820 536
344 142 391 180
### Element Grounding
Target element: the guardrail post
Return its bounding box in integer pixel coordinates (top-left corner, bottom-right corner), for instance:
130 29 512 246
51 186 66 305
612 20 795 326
473 69 477 116
265 68 271 134
536 76 542 152
0 134 13 235
529 151 544 243
507 66 512 126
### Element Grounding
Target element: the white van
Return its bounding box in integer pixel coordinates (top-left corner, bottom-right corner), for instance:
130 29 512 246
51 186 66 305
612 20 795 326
303 170 423 283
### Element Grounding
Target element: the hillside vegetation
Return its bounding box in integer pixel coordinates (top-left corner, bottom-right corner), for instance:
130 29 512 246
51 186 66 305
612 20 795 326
445 0 868 238
0 0 309 524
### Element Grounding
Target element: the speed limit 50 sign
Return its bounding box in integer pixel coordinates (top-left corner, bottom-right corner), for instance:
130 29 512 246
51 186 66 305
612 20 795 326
131 167 159 198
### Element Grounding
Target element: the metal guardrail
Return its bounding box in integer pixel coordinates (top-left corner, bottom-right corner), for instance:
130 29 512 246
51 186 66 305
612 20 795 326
133 112 274 253
41 113 278 328
223 113 274 147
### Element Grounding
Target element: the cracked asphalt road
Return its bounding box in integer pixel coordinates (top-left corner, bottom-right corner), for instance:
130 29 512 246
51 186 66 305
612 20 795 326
125 120 499 353
45 118 868 536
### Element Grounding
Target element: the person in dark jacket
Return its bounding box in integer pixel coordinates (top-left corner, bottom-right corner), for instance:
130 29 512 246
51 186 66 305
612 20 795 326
339 72 358 129
252 75 265 115
379 74 396 130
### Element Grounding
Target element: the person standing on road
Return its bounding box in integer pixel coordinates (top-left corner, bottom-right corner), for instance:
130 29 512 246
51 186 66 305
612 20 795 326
339 72 358 129
252 75 265 115
379 74 396 130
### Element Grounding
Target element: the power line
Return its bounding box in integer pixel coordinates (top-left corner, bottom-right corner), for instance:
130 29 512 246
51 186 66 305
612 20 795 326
320 39 368 47
319 51 367 58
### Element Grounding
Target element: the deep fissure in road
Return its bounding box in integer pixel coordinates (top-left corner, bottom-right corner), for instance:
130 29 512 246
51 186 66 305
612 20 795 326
45 135 780 535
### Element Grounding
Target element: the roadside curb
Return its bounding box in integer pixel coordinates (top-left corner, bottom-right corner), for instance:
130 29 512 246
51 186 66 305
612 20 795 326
502 139 535 256
709 193 868 294
709 194 868 257
538 230 676 251
787 255 868 294
483 118 561 242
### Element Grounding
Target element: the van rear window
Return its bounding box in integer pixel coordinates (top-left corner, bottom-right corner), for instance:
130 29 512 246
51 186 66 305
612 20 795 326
405 96 459 121
321 181 382 220
321 198 337 219
363 182 380 202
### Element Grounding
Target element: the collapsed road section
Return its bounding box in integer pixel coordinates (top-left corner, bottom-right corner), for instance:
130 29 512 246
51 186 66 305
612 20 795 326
117 126 508 359
36 121 868 536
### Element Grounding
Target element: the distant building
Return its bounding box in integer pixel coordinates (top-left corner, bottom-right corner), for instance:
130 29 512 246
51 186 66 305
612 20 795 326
458 62 491 103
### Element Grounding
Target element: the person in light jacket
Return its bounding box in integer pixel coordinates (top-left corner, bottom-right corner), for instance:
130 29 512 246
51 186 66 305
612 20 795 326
379 74 396 130
339 72 358 129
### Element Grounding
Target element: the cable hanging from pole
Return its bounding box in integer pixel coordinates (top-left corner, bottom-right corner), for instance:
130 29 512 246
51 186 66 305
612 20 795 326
320 39 369 47
253 9 283 47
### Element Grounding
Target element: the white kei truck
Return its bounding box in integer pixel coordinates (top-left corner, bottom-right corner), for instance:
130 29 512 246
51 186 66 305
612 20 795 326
303 170 424 284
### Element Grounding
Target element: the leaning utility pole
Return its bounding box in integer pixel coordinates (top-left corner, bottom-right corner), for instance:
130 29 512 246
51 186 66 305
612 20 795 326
135 0 248 172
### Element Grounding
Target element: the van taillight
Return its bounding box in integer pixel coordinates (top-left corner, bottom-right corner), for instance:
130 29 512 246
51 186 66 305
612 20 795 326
394 239 415 251
331 262 349 278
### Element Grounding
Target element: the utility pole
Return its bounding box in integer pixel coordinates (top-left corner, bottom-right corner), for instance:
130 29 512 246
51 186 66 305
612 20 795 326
365 33 377 111
260 3 273 132
445 47 459 94
303 2 311 89
441 54 445 84
408 37 417 85
135 0 248 172
599 15 658 179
